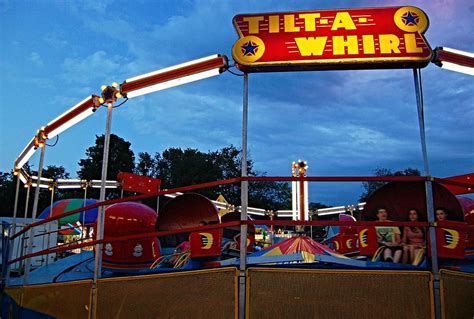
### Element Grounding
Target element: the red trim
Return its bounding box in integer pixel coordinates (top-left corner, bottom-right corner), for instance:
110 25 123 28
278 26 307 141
245 220 429 227
8 221 240 264
11 177 241 239
121 56 228 94
10 175 434 240
44 97 95 137
243 176 427 182
434 176 474 194
437 50 474 68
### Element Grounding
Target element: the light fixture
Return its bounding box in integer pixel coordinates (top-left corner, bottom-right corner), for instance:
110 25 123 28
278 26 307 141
15 137 36 170
31 183 50 189
433 47 474 76
122 55 228 98
91 180 119 188
44 96 97 139
57 185 82 189
18 172 28 184
57 179 82 183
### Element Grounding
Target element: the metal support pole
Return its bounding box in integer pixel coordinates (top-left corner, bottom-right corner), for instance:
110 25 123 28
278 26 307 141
23 145 46 285
238 73 249 319
5 174 21 286
24 183 31 219
299 178 305 222
81 186 87 241
156 187 160 213
413 68 440 319
291 181 297 221
45 186 55 265
12 173 20 230
91 102 113 318
17 183 31 275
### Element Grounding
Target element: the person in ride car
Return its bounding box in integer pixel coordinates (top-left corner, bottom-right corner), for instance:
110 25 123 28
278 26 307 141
375 207 402 263
402 209 425 264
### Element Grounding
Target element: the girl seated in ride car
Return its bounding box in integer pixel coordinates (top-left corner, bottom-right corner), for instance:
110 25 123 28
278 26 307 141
402 209 425 264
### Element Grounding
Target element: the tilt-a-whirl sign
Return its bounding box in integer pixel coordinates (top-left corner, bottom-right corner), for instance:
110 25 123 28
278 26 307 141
232 6 432 72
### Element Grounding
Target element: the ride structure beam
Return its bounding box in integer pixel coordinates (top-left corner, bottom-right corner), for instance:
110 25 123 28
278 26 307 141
121 55 228 98
238 73 249 319
413 68 440 319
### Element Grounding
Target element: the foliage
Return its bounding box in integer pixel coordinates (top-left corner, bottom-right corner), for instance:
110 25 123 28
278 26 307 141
135 146 291 210
359 167 421 202
78 134 135 199
1 137 293 217
0 164 71 217
78 134 135 180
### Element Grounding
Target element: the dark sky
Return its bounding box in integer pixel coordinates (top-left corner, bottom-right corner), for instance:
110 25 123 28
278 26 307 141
0 0 473 206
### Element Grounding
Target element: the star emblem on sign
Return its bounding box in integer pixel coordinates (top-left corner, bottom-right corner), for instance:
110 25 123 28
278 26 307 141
241 41 259 56
401 11 419 26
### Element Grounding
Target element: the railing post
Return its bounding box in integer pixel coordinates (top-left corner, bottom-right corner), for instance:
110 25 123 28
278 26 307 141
91 102 113 318
23 144 46 285
239 73 249 319
413 68 440 319
4 173 21 286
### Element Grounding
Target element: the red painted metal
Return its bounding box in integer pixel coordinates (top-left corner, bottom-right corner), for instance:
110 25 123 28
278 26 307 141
9 221 241 265
100 202 160 270
189 229 223 258
233 6 432 72
435 174 474 195
11 177 242 239
121 56 228 94
436 49 474 68
243 176 427 182
431 221 467 259
362 181 465 222
117 172 161 194
156 193 219 231
43 96 95 137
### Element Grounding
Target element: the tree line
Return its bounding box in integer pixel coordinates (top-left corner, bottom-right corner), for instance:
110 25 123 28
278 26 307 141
0 134 420 218
0 134 292 217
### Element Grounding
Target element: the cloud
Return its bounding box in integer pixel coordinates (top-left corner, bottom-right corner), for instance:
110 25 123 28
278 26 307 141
28 52 43 66
61 50 127 85
43 32 68 49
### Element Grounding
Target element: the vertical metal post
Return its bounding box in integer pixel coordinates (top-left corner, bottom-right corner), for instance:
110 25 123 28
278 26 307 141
24 183 31 219
11 173 21 229
45 186 55 265
81 186 87 241
23 145 46 285
238 73 249 319
17 183 31 274
413 68 440 319
291 181 297 221
156 186 160 213
299 178 305 222
5 174 21 285
91 102 113 318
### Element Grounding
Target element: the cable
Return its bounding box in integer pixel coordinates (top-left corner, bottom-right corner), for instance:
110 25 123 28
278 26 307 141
225 61 245 77
113 97 129 109
226 68 244 77
46 135 59 147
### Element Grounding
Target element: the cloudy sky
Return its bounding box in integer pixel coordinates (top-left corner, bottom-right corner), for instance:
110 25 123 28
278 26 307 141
0 0 472 206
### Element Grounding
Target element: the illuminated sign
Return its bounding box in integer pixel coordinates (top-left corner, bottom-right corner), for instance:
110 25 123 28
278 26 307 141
232 6 432 72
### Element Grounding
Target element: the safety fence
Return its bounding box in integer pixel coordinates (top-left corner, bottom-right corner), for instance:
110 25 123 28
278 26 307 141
3 268 237 319
440 269 474 319
3 268 474 318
